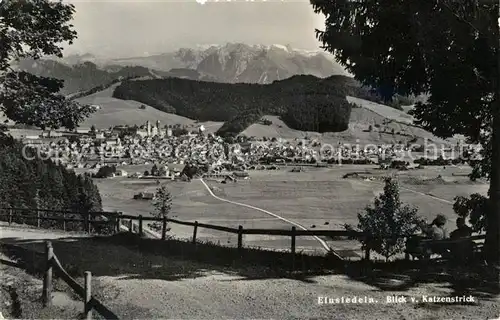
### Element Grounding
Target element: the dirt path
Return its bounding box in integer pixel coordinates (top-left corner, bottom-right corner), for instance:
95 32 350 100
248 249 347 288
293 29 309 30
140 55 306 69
1 226 498 319
198 178 335 256
360 179 454 204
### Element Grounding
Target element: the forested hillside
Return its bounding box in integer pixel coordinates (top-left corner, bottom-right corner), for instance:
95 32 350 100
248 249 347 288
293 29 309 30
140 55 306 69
0 134 103 229
17 59 155 95
113 75 390 136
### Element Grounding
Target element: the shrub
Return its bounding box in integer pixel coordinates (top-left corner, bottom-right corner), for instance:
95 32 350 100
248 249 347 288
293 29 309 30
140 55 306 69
260 118 273 125
172 127 189 137
453 193 488 232
345 177 424 261
94 165 116 178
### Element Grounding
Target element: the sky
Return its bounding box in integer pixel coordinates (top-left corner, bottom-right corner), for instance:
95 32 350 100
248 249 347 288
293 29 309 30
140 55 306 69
64 0 327 58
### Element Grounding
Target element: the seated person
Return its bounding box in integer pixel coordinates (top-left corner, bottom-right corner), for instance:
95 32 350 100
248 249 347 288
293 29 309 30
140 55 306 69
420 214 449 257
449 217 474 261
450 217 473 239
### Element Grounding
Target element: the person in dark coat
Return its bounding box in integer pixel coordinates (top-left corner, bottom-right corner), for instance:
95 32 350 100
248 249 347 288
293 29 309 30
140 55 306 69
450 217 474 262
450 217 473 239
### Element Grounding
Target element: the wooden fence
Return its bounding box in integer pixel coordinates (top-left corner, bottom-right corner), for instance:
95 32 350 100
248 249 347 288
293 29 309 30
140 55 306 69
42 241 119 320
117 214 369 260
0 207 122 234
1 208 486 264
0 240 118 320
0 207 369 261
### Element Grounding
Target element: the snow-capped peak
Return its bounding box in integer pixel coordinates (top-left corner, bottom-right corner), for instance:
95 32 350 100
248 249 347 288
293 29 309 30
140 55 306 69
270 44 290 52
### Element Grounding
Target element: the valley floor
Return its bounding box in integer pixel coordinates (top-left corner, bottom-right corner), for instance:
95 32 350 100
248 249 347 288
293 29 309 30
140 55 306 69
94 164 488 257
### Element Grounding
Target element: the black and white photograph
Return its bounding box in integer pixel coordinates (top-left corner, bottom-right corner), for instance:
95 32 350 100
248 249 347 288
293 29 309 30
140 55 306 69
0 0 499 319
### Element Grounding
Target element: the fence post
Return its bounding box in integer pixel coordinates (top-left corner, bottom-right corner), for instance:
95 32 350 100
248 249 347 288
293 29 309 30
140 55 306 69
42 241 53 307
364 247 371 261
37 210 41 228
8 208 12 225
291 226 296 271
129 219 133 233
192 221 198 244
138 215 143 237
115 213 121 233
87 213 92 234
63 212 66 232
84 271 92 320
237 225 243 251
162 216 167 240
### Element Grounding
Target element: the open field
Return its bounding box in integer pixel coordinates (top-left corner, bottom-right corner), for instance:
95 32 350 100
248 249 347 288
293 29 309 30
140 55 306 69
347 96 415 125
240 103 454 146
94 164 488 257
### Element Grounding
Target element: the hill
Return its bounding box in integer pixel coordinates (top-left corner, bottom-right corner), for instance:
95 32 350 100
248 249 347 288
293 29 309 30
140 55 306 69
69 82 450 146
75 84 222 131
16 59 158 95
111 75 380 136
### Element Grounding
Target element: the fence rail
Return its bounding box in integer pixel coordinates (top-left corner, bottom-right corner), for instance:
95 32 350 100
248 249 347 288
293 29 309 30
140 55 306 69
118 214 368 261
1 207 369 261
0 207 122 234
0 240 118 320
42 241 119 320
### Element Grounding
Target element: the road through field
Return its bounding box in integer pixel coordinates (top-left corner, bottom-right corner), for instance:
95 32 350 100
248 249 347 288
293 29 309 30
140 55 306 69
350 179 453 204
198 178 335 256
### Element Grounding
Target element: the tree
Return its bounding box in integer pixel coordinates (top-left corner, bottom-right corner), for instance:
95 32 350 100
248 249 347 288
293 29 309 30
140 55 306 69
311 0 500 263
90 125 96 134
345 178 424 261
149 185 172 233
94 165 116 178
0 0 95 129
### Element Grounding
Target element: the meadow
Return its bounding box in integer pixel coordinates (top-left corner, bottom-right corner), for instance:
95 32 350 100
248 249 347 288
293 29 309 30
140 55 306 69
92 164 488 258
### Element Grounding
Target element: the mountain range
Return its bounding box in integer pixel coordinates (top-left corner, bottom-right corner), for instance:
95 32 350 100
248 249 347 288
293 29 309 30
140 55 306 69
17 43 349 95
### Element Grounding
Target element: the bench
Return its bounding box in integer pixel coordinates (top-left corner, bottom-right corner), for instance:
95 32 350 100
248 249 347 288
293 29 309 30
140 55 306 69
405 234 485 262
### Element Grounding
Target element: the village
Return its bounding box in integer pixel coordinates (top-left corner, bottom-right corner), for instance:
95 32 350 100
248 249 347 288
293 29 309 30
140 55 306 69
17 119 483 184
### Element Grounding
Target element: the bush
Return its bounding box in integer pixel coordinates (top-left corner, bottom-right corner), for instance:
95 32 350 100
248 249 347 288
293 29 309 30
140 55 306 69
345 177 424 261
172 127 189 137
260 118 272 125
453 193 488 232
94 165 116 178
